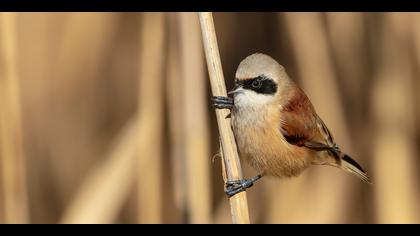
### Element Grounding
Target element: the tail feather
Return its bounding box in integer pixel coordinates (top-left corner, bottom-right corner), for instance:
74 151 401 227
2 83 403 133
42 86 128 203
314 147 372 183
338 152 371 184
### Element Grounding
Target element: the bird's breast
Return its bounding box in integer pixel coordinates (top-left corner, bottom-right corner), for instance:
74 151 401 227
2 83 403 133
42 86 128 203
231 104 313 177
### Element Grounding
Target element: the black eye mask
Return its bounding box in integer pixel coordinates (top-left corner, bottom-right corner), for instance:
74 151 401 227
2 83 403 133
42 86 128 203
236 75 278 95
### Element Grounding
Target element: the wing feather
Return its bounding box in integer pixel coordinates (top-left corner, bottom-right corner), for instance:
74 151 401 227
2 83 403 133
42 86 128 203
279 87 336 151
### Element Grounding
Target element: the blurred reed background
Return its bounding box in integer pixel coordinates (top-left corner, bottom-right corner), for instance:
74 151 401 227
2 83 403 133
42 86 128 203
0 12 419 224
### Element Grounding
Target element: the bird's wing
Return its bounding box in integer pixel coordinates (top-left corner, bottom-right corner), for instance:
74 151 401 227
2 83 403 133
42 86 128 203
279 87 336 151
279 86 371 182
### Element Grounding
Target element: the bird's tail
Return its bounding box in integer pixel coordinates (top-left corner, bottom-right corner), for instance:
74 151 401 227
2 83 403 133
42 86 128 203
332 150 371 184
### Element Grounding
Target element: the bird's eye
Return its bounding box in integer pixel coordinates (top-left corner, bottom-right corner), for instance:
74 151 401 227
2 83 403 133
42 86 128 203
251 80 262 88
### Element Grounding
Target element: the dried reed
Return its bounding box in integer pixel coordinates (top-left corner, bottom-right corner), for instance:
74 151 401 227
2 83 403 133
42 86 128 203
166 13 187 220
198 12 250 224
137 12 165 224
371 13 419 223
0 12 29 224
179 12 212 224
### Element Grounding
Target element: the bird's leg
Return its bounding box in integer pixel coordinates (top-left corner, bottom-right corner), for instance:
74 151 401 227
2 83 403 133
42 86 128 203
212 96 233 109
225 174 264 197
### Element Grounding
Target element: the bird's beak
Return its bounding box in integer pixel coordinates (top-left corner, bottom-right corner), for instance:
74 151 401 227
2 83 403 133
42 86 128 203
228 85 243 95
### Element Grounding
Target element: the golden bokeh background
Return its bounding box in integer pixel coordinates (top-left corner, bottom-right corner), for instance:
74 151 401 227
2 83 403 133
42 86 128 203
0 12 419 224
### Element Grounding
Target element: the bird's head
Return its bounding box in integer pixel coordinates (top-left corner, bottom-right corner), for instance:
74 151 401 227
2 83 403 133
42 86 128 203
230 53 289 108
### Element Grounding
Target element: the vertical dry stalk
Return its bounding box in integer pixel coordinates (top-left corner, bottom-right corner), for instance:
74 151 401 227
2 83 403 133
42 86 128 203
371 13 419 223
179 12 212 224
0 12 29 224
412 14 420 132
166 13 187 220
326 13 366 113
60 117 138 224
198 12 250 224
46 13 119 209
0 173 2 223
137 12 165 224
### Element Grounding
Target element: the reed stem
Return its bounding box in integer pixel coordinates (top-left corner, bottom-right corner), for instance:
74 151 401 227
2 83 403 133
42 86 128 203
0 12 29 224
137 12 165 224
198 12 250 224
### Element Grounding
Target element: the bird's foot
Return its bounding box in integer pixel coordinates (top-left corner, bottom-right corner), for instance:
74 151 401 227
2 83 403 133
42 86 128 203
225 174 263 197
212 96 233 109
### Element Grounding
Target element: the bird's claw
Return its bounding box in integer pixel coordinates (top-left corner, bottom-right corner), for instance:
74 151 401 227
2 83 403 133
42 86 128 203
212 96 233 109
225 179 253 197
224 174 263 197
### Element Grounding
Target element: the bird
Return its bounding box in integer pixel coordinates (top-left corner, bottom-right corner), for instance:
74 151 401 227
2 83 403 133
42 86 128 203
212 53 371 197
